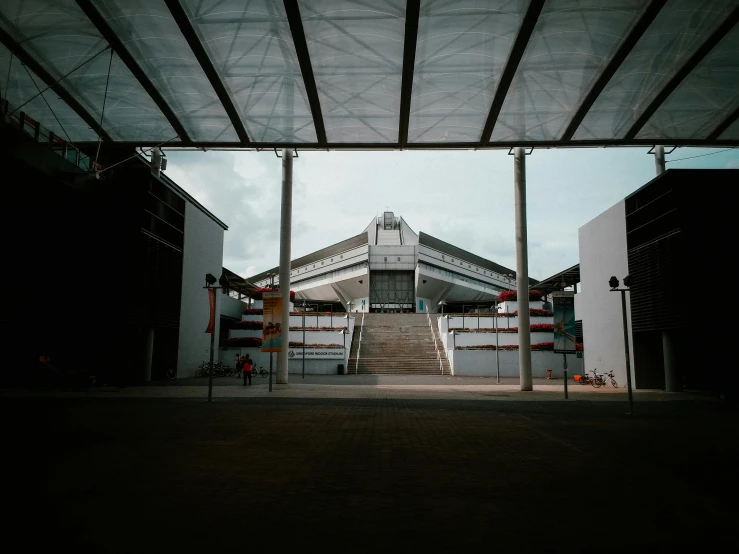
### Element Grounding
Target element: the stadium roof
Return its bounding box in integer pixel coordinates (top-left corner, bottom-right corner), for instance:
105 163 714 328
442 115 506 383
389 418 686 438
1 0 738 150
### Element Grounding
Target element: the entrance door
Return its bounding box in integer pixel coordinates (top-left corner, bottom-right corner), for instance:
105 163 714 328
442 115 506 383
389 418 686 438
369 271 415 312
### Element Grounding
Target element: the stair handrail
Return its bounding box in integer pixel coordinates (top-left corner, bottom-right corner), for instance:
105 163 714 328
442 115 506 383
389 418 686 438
426 306 443 375
355 310 365 374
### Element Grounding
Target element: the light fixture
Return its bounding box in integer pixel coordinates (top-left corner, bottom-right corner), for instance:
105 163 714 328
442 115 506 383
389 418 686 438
205 273 217 286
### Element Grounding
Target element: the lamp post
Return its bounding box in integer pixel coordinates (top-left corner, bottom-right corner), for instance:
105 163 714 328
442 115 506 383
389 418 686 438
301 300 306 380
204 272 229 402
438 300 446 316
609 275 634 416
340 328 348 374
492 300 500 384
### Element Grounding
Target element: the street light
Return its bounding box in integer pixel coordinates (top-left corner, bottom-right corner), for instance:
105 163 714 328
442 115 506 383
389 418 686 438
492 300 500 384
339 328 348 374
301 300 306 380
610 275 634 416
438 300 447 316
204 272 229 402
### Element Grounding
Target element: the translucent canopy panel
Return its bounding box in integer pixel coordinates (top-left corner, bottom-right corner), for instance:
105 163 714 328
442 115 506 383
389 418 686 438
409 0 526 143
720 117 739 141
0 0 175 141
637 26 739 140
182 0 316 143
90 0 238 142
490 0 647 142
0 43 99 142
574 0 739 141
299 0 405 143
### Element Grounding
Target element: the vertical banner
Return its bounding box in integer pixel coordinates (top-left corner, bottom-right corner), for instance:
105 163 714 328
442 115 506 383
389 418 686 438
552 291 576 353
205 288 216 334
262 292 283 352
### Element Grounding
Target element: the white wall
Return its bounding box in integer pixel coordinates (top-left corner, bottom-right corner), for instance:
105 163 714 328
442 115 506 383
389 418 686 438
177 201 225 377
578 200 635 388
220 293 247 319
450 350 583 378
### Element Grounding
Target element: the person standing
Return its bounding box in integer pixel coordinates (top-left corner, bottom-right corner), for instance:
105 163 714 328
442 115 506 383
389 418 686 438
243 354 253 386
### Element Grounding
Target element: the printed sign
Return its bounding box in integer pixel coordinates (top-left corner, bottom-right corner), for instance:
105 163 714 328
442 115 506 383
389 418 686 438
288 349 345 359
552 291 576 354
262 292 283 352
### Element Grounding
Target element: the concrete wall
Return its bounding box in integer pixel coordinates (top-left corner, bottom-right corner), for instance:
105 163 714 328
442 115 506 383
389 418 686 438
578 200 635 388
177 201 225 377
220 293 247 319
449 350 583 378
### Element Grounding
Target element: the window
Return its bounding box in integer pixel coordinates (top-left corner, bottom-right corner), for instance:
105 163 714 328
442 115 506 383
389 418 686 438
384 257 387 261
397 257 400 261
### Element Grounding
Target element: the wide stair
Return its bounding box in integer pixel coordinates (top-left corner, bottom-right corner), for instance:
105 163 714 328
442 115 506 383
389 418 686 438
348 313 451 375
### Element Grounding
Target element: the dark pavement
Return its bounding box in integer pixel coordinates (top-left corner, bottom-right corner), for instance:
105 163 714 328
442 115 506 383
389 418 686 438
4 394 737 552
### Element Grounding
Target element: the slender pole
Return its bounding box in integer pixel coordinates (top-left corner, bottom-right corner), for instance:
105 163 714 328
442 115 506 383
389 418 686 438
514 147 533 391
654 145 665 175
277 148 293 385
208 289 216 402
563 352 568 399
621 290 634 415
302 310 305 379
495 306 500 384
269 352 273 392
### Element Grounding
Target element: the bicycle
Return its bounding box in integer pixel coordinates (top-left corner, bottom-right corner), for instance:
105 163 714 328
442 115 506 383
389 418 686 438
251 366 268 378
591 368 618 388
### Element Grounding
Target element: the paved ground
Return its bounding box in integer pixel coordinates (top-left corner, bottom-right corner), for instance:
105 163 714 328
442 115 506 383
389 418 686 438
3 380 737 552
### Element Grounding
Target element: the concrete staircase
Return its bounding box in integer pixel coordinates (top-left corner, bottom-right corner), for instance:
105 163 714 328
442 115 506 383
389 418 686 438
348 313 451 375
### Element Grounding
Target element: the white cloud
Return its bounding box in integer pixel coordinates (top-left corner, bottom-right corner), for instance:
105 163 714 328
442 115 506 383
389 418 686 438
162 146 737 282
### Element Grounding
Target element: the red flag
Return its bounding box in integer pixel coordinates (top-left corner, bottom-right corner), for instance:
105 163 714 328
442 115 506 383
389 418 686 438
205 288 216 334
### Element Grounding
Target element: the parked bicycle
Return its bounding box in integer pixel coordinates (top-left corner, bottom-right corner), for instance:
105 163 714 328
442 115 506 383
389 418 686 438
252 366 268 378
194 361 236 378
591 368 618 388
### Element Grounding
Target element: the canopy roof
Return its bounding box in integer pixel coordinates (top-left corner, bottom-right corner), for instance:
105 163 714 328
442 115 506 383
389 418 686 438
1 0 738 150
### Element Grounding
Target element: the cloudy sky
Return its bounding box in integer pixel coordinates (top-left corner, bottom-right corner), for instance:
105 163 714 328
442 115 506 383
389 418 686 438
163 146 738 281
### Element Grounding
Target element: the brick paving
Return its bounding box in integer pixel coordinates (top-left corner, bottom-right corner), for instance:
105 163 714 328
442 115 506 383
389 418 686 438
2 384 737 552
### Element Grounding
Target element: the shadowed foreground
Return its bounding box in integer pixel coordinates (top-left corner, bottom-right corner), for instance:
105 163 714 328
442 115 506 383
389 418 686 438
4 395 737 552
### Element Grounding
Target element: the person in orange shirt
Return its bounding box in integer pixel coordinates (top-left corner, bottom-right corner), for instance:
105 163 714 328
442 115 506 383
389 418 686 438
242 354 253 386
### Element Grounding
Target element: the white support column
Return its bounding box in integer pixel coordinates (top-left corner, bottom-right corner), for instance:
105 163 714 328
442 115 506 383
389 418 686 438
277 148 293 384
514 147 532 391
654 145 665 175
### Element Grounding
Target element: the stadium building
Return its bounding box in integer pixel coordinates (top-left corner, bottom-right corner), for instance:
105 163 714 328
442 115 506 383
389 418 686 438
249 212 537 314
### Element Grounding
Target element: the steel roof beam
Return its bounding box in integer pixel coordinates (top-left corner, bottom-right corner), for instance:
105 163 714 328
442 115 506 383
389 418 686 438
561 0 668 142
480 0 545 146
397 0 420 147
624 5 739 140
707 104 739 141
283 0 327 146
75 0 191 144
163 0 249 145
0 25 113 144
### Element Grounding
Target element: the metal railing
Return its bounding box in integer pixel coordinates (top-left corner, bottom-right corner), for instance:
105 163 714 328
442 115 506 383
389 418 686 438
355 311 365 374
426 307 443 375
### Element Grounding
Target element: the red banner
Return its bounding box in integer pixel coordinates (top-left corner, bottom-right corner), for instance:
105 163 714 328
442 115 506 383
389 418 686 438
205 288 216 334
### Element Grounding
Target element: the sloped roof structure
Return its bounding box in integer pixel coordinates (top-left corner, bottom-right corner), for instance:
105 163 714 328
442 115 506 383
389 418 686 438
1 0 738 150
